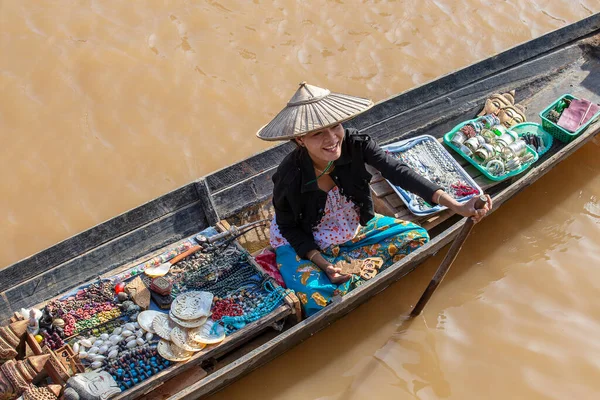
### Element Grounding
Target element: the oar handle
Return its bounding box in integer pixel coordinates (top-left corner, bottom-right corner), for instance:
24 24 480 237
169 245 203 266
410 195 488 317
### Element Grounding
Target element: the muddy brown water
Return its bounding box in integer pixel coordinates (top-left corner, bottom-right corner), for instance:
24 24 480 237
1 1 599 399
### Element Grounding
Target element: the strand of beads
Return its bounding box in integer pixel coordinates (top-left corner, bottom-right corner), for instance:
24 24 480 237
218 282 291 334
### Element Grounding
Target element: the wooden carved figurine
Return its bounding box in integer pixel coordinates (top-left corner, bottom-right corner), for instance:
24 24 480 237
497 104 526 127
0 320 29 362
63 371 121 400
477 90 517 117
19 384 61 400
0 354 49 400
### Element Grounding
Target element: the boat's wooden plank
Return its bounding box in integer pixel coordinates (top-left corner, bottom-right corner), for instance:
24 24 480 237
211 168 277 219
0 185 199 294
369 180 394 198
352 15 600 135
194 179 220 225
0 203 207 323
205 143 294 193
419 209 456 231
385 193 404 209
114 305 292 400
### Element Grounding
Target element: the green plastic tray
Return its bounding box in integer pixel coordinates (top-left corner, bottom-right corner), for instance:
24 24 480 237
539 94 600 143
508 122 553 156
443 119 539 182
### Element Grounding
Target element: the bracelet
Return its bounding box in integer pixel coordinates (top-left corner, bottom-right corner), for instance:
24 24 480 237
308 252 319 263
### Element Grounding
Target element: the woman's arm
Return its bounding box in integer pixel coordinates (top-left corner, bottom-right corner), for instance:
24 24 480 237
433 190 493 223
358 134 442 204
305 249 351 284
272 180 319 259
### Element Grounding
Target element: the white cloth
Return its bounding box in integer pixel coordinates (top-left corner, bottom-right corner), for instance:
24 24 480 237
270 186 361 251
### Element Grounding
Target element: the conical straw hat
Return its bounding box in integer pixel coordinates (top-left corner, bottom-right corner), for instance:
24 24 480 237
257 82 374 141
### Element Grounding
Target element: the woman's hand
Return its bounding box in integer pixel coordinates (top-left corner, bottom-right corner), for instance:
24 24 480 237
456 194 493 223
324 264 351 284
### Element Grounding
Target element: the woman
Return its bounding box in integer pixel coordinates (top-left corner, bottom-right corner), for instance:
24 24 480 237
257 83 492 316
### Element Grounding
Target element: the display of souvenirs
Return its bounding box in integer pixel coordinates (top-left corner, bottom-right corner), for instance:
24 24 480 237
544 96 599 132
0 225 289 399
447 115 538 179
383 135 483 215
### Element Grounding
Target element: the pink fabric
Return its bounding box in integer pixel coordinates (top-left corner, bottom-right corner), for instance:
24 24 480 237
557 99 600 132
270 186 361 251
255 249 285 288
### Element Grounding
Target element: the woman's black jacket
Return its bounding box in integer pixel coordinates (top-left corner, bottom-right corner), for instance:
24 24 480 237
271 128 441 259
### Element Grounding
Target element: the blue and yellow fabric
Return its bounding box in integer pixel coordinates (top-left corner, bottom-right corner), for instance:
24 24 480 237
275 214 429 316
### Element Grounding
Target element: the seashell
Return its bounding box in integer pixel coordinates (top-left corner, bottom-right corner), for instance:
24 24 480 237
123 323 135 331
108 350 118 359
136 330 144 338
92 355 106 362
126 335 137 343
136 338 144 346
80 339 92 348
109 335 122 344
88 347 99 355
109 345 119 353
73 343 80 354
145 332 153 341
89 337 97 344
126 340 138 348
100 333 109 341
133 322 140 329
122 329 134 337
79 351 88 359
112 327 122 336
98 345 108 354
94 340 104 347
91 361 103 369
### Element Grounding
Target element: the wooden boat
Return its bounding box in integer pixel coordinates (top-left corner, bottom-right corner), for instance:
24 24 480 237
2 13 600 400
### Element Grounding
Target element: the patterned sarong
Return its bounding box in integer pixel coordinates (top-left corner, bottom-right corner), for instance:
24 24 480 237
275 214 429 316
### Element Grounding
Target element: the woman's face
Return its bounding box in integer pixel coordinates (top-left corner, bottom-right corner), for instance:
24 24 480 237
296 124 345 165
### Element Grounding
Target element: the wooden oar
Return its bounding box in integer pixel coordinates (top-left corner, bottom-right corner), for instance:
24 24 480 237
410 195 488 317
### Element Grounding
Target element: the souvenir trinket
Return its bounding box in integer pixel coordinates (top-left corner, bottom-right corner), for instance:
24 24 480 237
497 104 526 127
0 355 50 400
359 257 384 280
171 291 213 321
477 90 518 117
336 259 362 275
0 320 29 361
151 314 177 341
168 311 208 329
188 320 226 345
125 277 151 310
501 140 528 160
137 311 162 334
64 370 121 400
157 340 194 362
451 130 467 146
21 384 60 400
169 326 206 352
149 277 172 297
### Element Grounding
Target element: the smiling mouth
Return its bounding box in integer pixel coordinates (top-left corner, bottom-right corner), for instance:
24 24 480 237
323 142 339 152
